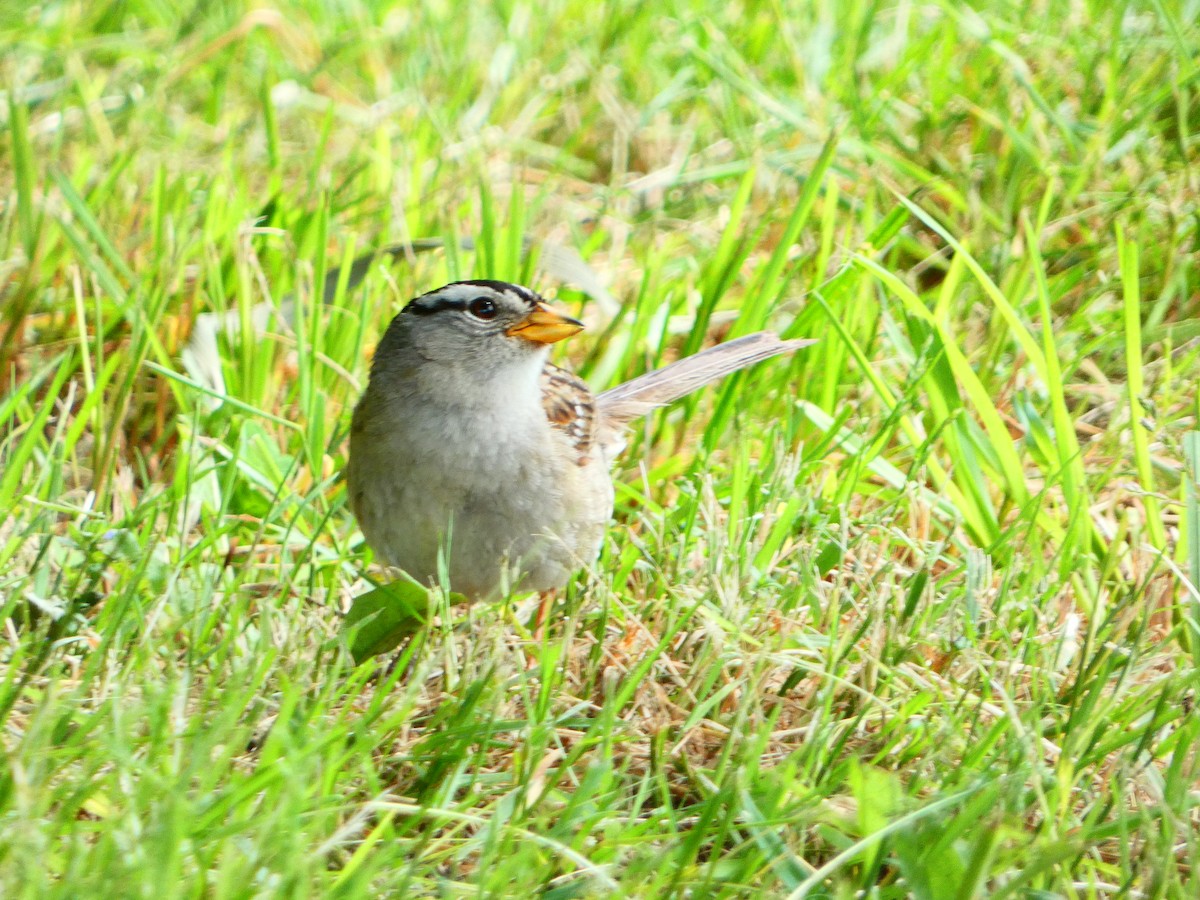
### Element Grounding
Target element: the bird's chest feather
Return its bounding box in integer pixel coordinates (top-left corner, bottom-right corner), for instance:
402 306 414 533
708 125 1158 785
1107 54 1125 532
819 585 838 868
376 380 568 526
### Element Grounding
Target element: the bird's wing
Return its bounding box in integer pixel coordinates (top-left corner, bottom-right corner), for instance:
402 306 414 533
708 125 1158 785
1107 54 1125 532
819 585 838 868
540 362 598 464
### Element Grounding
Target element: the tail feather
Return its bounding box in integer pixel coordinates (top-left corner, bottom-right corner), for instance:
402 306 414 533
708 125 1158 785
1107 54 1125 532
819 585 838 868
597 332 816 425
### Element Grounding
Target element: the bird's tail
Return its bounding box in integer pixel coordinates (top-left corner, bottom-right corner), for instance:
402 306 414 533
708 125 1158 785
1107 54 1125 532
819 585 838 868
596 332 816 425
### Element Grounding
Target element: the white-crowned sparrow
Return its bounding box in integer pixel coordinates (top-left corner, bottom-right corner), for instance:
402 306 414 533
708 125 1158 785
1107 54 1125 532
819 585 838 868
347 280 813 607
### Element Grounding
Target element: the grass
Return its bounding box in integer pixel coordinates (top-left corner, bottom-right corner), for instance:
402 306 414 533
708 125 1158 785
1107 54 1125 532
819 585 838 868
2 0 1199 896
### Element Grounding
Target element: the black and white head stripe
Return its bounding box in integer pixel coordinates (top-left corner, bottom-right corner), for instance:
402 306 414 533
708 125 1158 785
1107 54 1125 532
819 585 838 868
405 280 542 315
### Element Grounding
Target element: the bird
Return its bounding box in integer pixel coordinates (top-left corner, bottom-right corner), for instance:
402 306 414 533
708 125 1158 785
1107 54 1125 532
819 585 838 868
346 279 814 626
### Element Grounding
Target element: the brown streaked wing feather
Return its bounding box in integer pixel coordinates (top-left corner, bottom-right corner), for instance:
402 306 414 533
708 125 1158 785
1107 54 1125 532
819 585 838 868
540 362 597 463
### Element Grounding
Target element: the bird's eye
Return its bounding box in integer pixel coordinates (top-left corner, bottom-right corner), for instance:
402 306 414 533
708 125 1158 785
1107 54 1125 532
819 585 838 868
467 297 498 320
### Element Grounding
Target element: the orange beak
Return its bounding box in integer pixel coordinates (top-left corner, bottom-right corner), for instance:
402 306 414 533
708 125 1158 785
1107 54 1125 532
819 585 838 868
505 302 584 345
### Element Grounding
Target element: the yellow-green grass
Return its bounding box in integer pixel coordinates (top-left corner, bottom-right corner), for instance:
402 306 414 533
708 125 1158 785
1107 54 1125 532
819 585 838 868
2 1 1198 896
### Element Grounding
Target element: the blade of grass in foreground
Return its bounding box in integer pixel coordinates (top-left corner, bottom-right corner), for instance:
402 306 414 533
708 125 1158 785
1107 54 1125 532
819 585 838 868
1117 226 1166 552
7 94 39 259
729 129 839 339
0 355 75 512
1184 430 1200 667
1023 203 1098 576
685 166 757 358
851 255 1019 542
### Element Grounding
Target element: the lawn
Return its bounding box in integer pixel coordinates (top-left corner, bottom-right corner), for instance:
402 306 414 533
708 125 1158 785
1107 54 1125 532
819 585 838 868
2 0 1199 896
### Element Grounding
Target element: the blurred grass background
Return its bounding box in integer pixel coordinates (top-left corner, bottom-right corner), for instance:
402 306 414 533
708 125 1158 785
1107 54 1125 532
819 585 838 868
2 0 1199 896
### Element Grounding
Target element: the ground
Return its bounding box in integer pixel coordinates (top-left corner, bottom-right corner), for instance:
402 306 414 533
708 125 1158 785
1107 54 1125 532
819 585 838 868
1 0 1198 896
